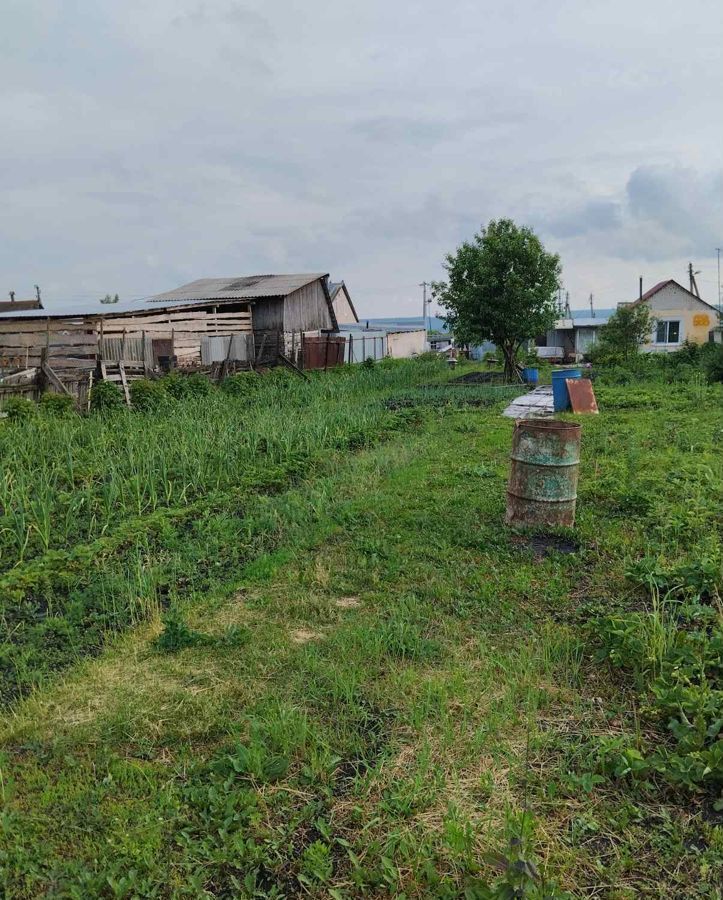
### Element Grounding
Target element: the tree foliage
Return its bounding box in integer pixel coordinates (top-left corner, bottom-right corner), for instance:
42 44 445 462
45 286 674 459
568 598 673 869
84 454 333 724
432 219 561 379
595 304 654 362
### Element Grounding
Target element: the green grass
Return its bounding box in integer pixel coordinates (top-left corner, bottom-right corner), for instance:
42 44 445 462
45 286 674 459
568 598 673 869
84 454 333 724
0 368 721 897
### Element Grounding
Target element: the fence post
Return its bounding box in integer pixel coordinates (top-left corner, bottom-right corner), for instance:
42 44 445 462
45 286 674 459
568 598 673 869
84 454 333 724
348 334 353 364
324 333 329 371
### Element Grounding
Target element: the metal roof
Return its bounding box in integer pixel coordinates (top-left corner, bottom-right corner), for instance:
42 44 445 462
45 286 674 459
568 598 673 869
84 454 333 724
0 273 330 321
147 273 328 303
0 295 256 320
631 279 718 311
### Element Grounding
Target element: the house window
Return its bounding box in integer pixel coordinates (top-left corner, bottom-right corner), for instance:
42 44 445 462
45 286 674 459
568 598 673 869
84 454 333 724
655 320 680 344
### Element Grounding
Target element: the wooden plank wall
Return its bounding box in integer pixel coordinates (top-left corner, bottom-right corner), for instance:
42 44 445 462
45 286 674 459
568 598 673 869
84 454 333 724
283 282 333 332
0 306 253 372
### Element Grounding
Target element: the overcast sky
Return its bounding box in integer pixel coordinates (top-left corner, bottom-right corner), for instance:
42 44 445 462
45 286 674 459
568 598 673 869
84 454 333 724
2 0 722 316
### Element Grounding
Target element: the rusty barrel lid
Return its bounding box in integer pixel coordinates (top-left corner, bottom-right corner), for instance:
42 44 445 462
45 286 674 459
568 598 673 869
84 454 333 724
510 418 581 467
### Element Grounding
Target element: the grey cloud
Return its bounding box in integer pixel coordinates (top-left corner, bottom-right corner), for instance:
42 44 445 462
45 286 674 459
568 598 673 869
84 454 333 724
546 200 622 239
542 166 723 264
352 116 458 145
2 0 723 315
171 1 272 34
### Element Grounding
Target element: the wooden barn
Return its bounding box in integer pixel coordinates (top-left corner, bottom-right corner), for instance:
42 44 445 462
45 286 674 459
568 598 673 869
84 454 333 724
0 274 355 401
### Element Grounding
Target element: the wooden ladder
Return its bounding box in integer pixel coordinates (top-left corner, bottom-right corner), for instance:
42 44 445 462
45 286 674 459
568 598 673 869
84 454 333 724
99 361 131 406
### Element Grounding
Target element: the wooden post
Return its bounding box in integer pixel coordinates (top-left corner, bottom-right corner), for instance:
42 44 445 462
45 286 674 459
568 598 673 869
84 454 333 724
324 333 329 371
120 328 127 364
348 333 353 364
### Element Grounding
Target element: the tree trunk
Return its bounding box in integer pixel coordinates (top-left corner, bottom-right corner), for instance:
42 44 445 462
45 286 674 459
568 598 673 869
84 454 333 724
501 343 518 382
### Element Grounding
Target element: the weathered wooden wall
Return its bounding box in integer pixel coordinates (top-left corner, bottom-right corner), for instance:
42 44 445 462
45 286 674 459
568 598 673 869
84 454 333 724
283 281 333 331
0 305 253 372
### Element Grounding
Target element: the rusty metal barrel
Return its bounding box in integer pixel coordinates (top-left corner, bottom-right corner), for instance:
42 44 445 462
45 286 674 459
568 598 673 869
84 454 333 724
505 419 581 527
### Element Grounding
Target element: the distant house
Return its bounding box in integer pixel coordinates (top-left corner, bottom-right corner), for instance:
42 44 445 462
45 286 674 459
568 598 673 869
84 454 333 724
626 280 720 352
535 309 614 361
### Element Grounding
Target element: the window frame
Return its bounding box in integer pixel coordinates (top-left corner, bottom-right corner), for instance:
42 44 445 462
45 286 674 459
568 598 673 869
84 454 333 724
654 319 681 345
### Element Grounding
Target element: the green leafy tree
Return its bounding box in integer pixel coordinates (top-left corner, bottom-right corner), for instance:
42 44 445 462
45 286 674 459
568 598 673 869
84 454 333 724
596 304 654 362
432 219 561 380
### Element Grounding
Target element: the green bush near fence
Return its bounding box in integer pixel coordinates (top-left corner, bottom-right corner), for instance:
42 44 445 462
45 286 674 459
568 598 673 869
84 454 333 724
90 379 125 412
38 391 76 416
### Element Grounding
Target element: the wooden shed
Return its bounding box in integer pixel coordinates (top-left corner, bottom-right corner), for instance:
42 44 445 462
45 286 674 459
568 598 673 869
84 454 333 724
0 273 345 380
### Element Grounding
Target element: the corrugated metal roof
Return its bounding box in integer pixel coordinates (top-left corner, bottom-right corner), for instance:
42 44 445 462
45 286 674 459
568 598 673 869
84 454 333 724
147 273 328 303
0 295 255 320
0 273 330 321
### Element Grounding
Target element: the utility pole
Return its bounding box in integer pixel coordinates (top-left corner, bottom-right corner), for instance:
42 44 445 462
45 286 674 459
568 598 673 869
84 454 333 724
688 262 701 298
419 281 430 332
589 293 594 318
717 248 721 317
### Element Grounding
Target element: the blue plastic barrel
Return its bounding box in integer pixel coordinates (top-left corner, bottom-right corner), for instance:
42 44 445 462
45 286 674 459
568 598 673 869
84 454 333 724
521 367 539 385
551 369 581 411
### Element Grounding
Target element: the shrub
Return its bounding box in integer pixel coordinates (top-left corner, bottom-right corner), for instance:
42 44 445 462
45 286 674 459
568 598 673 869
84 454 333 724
129 378 167 411
220 371 261 397
185 372 214 397
90 380 125 412
702 342 723 383
161 372 191 399
3 397 36 421
39 392 76 416
161 372 214 399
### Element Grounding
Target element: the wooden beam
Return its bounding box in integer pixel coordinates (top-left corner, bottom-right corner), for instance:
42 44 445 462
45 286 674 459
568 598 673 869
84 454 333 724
118 362 130 405
41 362 72 396
278 352 308 380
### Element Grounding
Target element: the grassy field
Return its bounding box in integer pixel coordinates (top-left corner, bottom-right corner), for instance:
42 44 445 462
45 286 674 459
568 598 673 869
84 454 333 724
1 362 721 898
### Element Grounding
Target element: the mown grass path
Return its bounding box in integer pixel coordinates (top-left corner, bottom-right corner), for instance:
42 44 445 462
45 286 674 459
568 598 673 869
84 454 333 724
1 380 721 898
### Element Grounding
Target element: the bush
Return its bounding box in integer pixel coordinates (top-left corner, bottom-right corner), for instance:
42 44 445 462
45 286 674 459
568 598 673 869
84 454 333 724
129 378 167 411
161 372 214 399
161 373 191 399
3 397 36 421
90 380 125 412
39 392 76 416
185 372 214 397
220 371 261 397
701 342 723 383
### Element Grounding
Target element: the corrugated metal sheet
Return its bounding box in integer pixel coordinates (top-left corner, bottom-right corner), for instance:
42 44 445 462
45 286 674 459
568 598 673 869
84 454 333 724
148 274 328 303
200 334 254 364
0 296 254 320
336 330 387 363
